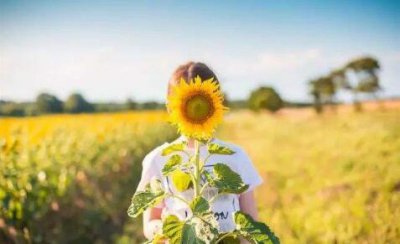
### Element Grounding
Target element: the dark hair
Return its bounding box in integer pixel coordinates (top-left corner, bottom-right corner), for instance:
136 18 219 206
168 62 219 94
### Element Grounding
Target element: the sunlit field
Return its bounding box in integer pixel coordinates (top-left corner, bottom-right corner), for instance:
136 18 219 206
0 111 177 243
1 105 399 243
219 105 400 243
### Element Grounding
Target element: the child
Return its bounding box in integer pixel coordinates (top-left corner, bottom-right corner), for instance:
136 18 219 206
136 62 263 241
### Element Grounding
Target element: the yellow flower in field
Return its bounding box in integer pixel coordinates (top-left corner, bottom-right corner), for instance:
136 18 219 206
167 76 227 140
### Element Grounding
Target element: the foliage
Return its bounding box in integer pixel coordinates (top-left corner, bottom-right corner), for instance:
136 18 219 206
63 93 94 113
3 106 397 243
0 111 176 243
234 212 280 244
127 180 166 218
308 76 337 114
127 138 279 244
126 98 138 110
204 164 249 194
35 93 63 114
344 56 381 111
0 99 167 117
308 56 381 113
248 87 284 112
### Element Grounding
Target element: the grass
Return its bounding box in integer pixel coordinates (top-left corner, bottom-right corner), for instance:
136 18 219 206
219 108 400 243
1 106 399 243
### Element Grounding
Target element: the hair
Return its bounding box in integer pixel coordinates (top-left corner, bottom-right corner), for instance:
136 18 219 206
168 62 219 94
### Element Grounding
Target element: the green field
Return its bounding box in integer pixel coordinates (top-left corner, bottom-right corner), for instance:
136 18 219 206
219 109 400 243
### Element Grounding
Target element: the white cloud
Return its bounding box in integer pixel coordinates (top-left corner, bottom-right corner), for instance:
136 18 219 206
255 48 322 71
1 44 399 103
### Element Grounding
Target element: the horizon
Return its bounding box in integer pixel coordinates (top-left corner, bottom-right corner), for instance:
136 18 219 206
1 0 399 103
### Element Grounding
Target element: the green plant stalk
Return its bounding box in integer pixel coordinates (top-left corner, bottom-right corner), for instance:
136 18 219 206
193 139 201 198
215 232 235 243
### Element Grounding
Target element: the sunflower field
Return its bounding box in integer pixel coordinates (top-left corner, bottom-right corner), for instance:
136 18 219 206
1 106 400 243
0 111 177 243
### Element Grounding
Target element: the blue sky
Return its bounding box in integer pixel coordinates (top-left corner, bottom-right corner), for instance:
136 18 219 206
1 0 399 102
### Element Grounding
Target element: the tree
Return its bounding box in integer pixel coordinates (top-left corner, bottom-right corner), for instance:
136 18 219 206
308 76 337 114
64 93 94 113
36 93 63 114
345 56 381 111
222 92 230 108
0 103 25 117
141 101 164 110
318 76 336 105
248 87 284 112
126 98 138 110
330 68 350 90
308 79 323 114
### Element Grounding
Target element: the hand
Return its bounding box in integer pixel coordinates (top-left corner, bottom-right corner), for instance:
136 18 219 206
144 219 163 240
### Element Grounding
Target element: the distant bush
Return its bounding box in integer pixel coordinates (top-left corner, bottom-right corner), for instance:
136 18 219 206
140 101 165 110
126 98 138 110
36 93 63 114
64 93 94 113
248 87 284 112
0 102 26 117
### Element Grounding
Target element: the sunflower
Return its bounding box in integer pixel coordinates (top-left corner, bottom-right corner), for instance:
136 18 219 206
167 76 227 140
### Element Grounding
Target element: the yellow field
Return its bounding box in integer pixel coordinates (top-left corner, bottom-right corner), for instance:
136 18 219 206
219 108 400 243
1 107 399 243
0 111 176 243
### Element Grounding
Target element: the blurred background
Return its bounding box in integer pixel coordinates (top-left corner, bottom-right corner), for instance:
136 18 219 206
0 0 399 243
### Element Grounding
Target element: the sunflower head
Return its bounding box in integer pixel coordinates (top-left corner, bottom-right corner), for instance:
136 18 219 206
167 76 227 140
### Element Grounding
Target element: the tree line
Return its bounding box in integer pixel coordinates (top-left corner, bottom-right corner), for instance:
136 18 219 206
0 93 165 117
0 87 288 117
308 56 381 113
0 55 381 117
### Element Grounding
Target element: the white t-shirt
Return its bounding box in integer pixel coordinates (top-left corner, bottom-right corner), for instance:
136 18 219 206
136 136 263 233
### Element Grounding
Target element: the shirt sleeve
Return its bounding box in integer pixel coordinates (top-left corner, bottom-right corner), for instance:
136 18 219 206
135 149 165 209
235 147 264 193
136 150 160 192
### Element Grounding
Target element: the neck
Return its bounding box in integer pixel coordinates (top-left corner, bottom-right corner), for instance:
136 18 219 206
187 138 195 149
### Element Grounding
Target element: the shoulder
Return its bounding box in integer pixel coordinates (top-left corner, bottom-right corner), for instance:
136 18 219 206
212 138 250 159
142 137 182 165
214 138 263 189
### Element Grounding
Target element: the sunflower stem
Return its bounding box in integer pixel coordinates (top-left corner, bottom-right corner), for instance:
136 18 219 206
193 139 201 198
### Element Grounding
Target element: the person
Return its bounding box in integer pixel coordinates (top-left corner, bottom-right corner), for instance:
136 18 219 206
136 62 263 242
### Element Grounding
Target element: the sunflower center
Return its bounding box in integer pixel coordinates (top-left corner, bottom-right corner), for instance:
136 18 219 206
184 94 214 123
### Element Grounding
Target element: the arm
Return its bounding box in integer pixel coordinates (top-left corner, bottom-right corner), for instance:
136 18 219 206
239 190 258 244
137 150 164 239
143 207 163 240
239 190 258 220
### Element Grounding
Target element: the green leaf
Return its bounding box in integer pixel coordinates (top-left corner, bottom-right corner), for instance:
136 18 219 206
150 178 164 193
190 196 210 215
162 154 183 175
171 169 192 192
127 183 165 218
207 143 235 155
181 222 205 244
205 163 249 194
162 142 186 156
182 217 219 244
144 233 166 244
234 211 280 244
163 215 184 244
163 215 219 244
218 236 241 244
